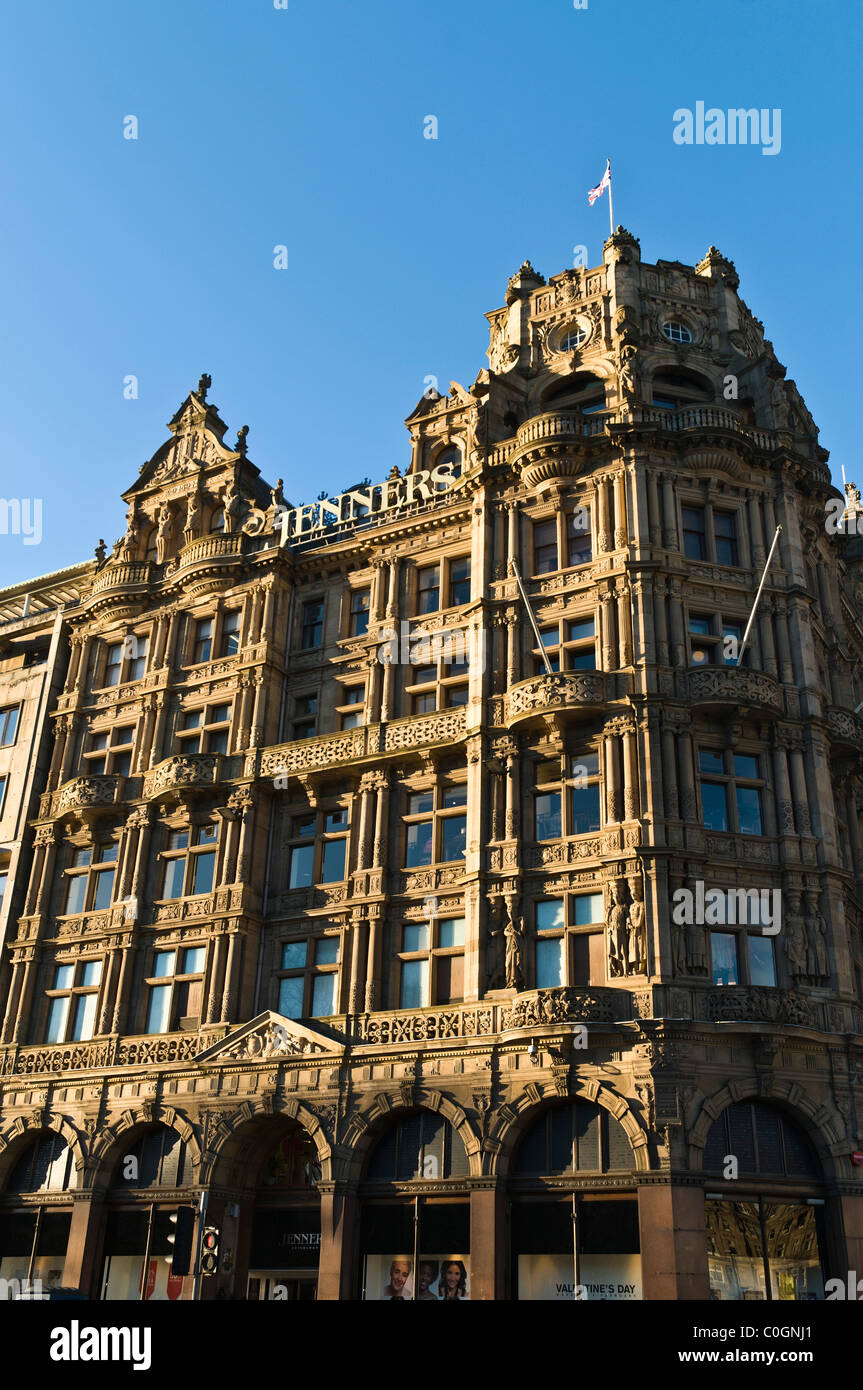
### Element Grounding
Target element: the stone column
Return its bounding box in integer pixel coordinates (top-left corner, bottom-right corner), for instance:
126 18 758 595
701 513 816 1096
654 579 669 667
604 728 621 824
758 601 777 676
97 949 119 1034
63 1196 106 1298
348 910 367 1014
638 1185 709 1299
772 741 794 836
364 906 382 1012
220 933 238 1022
260 581 276 643
469 1186 505 1301
774 602 794 685
34 831 60 917
504 746 519 840
11 946 39 1043
148 693 169 768
371 772 390 872
747 490 765 567
677 724 697 823
1 960 24 1042
111 944 134 1033
661 474 678 549
58 714 79 784
616 581 632 668
601 591 616 671
613 471 627 548
505 613 518 688
668 581 686 667
661 723 680 820
205 934 226 1024
647 469 661 545
317 1188 358 1301
597 476 612 552
788 745 812 837
622 722 640 821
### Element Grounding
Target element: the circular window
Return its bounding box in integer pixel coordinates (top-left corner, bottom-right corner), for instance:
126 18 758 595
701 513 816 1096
662 321 693 344
560 326 587 352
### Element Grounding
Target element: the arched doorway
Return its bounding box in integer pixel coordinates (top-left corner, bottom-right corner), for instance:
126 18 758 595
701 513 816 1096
508 1098 640 1301
359 1109 471 1301
0 1130 77 1295
99 1123 195 1301
211 1116 321 1302
702 1101 827 1300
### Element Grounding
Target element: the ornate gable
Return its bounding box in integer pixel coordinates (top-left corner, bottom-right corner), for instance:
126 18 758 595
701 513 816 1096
195 1011 344 1065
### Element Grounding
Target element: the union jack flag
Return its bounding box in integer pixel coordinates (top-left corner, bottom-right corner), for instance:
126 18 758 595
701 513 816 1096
587 161 611 205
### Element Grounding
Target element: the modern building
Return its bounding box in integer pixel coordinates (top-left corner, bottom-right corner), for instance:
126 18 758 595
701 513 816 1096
0 231 862 1302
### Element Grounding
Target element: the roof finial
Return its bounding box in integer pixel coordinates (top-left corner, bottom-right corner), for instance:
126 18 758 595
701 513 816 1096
197 372 212 400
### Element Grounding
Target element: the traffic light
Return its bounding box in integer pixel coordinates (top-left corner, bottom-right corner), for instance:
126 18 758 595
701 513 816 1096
201 1226 220 1277
165 1206 195 1277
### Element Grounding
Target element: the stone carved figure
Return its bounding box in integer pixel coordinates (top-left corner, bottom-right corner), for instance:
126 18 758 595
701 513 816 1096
155 502 173 563
503 897 524 991
121 505 138 559
616 344 638 405
223 480 241 534
607 880 630 978
627 873 647 976
270 477 285 509
486 897 506 989
184 489 201 540
784 891 808 984
804 890 831 983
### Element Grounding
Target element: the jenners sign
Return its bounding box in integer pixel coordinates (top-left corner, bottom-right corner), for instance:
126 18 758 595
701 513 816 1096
274 457 463 545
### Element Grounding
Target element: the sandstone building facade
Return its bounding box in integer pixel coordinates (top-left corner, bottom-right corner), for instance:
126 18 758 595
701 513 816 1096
1 231 862 1301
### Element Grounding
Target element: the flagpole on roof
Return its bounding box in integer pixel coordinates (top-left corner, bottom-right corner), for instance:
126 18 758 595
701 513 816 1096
607 158 614 237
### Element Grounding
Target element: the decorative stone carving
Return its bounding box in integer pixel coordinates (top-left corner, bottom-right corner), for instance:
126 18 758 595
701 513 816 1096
705 988 814 1027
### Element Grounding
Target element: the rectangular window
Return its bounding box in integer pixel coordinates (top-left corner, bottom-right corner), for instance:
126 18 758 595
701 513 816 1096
62 845 118 915
699 749 764 836
682 506 706 561
536 937 565 988
103 643 123 687
535 791 562 840
349 589 370 637
277 934 340 1019
293 693 318 740
44 958 103 1043
160 825 218 899
192 619 213 665
144 946 205 1033
300 600 324 650
711 932 739 986
689 613 745 667
397 917 464 1007
0 776 6 816
533 519 558 575
714 511 739 567
0 705 20 746
219 610 241 658
417 565 440 615
449 557 471 607
127 636 149 682
175 704 232 757
567 508 592 566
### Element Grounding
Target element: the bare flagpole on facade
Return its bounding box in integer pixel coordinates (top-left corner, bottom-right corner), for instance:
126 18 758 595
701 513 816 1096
510 557 554 675
736 525 782 667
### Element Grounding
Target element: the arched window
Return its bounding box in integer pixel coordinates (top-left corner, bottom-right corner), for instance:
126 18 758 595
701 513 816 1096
541 371 607 416
703 1101 820 1180
5 1132 75 1193
513 1099 633 1175
433 447 462 481
365 1110 470 1182
651 367 713 410
114 1125 190 1189
260 1129 320 1190
209 508 225 533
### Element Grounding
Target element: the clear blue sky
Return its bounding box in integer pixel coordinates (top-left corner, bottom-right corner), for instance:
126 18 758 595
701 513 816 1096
1 0 859 587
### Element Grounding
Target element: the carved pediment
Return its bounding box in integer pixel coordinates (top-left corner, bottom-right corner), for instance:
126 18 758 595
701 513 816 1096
195 1011 344 1065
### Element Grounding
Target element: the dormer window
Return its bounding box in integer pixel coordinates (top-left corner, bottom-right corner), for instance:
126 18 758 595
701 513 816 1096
661 321 692 344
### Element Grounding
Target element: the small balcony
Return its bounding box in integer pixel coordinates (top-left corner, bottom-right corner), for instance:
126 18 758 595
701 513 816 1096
142 753 222 800
683 666 782 716
505 671 609 728
47 775 120 817
88 561 153 598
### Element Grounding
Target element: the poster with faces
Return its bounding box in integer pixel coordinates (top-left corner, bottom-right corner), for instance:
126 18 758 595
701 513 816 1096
364 1255 471 1301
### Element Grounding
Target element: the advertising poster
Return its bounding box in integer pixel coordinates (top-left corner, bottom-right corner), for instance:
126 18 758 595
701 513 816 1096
364 1254 471 1301
517 1254 642 1300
